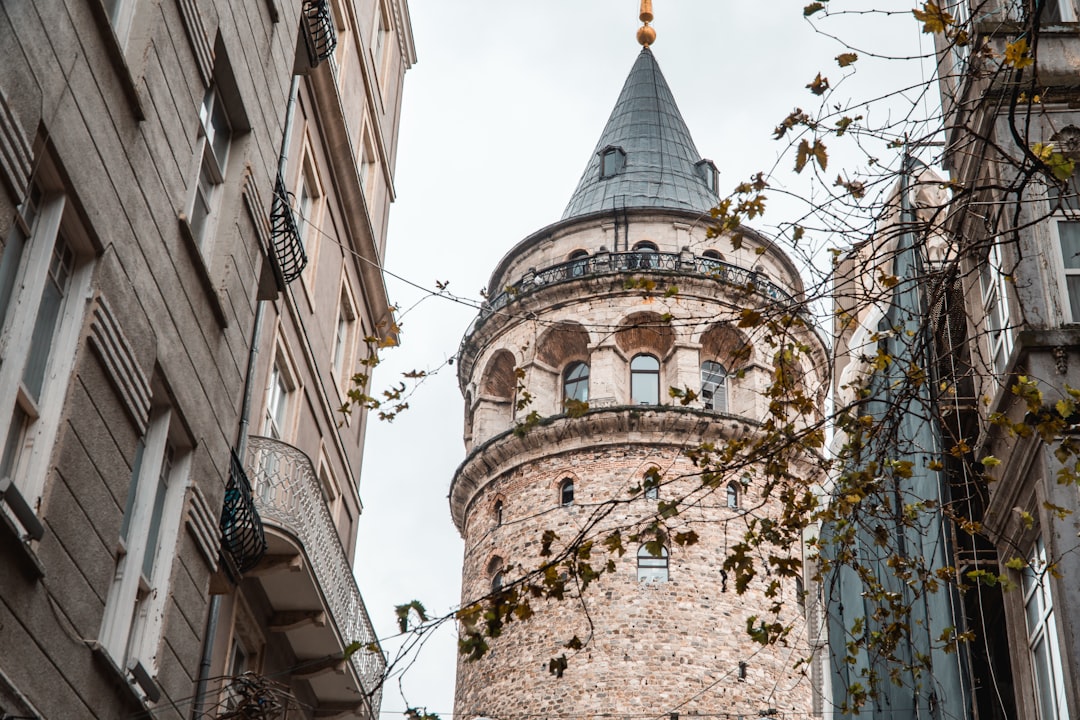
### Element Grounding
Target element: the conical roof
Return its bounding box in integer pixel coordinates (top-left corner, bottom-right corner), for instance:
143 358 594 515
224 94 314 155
562 47 719 220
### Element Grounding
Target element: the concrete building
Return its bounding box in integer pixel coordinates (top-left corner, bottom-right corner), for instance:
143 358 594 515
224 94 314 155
450 21 825 719
932 1 1080 718
0 0 412 717
821 2 1080 718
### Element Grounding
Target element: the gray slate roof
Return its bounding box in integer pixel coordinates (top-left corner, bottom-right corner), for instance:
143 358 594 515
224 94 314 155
562 47 719 220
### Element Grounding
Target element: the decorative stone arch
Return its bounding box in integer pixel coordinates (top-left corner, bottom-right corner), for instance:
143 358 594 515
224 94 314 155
536 322 592 412
699 323 753 373
480 349 517 399
615 311 676 358
473 349 517 442
536 322 591 368
698 324 754 415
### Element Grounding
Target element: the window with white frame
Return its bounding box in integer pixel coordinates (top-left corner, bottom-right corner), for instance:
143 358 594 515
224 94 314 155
1051 169 1080 323
102 0 138 46
188 84 233 248
332 284 358 389
359 129 377 197
701 360 728 412
373 1 391 81
1022 536 1069 720
263 348 297 440
297 148 324 289
637 544 669 582
0 176 93 536
1005 0 1077 22
979 240 1014 373
99 400 192 700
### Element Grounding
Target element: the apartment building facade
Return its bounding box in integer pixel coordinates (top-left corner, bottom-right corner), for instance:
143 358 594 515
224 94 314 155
0 0 412 717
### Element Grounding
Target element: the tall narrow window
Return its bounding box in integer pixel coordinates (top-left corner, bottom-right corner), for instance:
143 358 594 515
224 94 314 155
979 241 1013 373
701 360 728 412
560 478 575 506
263 351 296 440
1053 167 1080 324
637 545 669 582
630 354 660 405
0 178 92 533
297 150 324 289
563 362 589 405
103 0 138 46
494 499 504 526
100 401 192 701
332 285 357 390
189 84 233 247
1023 537 1069 720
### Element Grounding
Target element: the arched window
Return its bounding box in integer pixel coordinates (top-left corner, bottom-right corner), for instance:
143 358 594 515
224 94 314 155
568 249 590 278
632 241 658 269
563 362 589 404
631 354 660 405
701 360 728 412
702 249 723 260
560 478 575 506
637 545 669 582
726 482 739 509
494 499 503 526
488 556 504 593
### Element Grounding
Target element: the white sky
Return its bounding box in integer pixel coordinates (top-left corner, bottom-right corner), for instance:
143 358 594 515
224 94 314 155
354 1 931 716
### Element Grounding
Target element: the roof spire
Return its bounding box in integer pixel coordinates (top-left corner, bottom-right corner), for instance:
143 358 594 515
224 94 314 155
637 0 656 47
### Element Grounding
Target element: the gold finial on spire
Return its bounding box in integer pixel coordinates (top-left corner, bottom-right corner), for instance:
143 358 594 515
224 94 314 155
637 0 656 47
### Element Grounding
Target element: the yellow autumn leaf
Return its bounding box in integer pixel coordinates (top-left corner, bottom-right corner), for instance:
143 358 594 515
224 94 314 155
1004 38 1033 68
913 2 953 33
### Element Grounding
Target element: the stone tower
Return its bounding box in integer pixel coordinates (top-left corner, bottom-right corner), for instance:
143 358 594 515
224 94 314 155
450 39 826 718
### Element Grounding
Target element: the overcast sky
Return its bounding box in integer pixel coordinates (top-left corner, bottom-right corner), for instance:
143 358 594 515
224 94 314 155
354 1 930 715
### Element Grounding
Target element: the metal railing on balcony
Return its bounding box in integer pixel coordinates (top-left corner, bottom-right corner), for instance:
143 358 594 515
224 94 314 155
462 251 798 346
220 451 268 574
301 0 338 68
269 175 308 284
246 435 384 713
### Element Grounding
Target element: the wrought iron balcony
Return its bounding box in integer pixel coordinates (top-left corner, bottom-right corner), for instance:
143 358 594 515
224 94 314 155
246 435 384 713
464 251 797 344
301 0 338 68
269 174 308 284
220 450 268 574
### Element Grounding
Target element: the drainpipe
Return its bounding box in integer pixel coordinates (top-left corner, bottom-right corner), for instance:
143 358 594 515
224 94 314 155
190 72 302 720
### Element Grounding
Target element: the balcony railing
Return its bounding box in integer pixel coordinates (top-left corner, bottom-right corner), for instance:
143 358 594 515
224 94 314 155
463 251 797 346
301 0 338 68
220 451 268 574
246 435 384 713
269 175 308 284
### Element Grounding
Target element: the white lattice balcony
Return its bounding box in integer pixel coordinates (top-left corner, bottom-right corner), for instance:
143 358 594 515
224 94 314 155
246 435 384 717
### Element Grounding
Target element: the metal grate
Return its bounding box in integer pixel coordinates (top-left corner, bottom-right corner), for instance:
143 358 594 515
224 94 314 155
220 450 268 574
269 175 308 284
301 0 338 68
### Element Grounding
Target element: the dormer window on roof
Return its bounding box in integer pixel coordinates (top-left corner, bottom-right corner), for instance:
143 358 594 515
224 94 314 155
599 146 626 179
696 159 718 194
